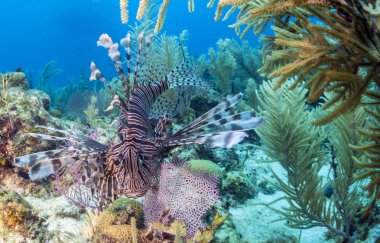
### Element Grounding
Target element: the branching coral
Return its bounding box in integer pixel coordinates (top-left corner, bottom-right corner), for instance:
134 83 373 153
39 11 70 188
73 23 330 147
255 80 372 241
201 38 262 95
0 74 10 108
37 60 62 91
353 101 380 200
84 95 100 128
120 0 128 24
245 78 259 110
206 0 380 201
206 39 236 95
121 0 197 32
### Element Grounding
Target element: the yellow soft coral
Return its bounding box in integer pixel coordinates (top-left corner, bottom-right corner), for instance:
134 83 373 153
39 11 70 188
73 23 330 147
82 198 143 242
120 0 128 24
154 0 171 33
136 0 149 20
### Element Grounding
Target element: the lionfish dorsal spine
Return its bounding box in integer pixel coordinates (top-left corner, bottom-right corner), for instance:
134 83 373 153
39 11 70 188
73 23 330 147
120 32 132 97
132 32 145 90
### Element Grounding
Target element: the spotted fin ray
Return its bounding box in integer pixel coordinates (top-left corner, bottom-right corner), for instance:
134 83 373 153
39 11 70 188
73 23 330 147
149 59 207 119
14 149 76 167
166 59 204 88
171 93 244 138
14 127 108 181
164 93 264 148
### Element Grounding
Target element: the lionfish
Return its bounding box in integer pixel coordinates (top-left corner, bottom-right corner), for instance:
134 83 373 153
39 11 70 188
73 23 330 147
14 32 264 205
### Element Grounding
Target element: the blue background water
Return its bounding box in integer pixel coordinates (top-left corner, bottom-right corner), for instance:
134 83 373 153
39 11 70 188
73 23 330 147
0 0 262 86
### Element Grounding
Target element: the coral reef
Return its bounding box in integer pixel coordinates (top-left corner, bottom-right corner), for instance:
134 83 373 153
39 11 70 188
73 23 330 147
84 95 101 128
222 170 256 205
0 72 57 166
82 198 143 242
37 60 62 91
205 39 236 95
1 72 28 89
121 0 195 33
141 220 187 242
187 159 222 177
0 189 46 240
208 0 380 204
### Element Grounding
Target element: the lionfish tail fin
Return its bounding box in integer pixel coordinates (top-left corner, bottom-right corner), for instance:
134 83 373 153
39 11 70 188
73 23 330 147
166 59 205 88
149 59 207 119
165 93 264 148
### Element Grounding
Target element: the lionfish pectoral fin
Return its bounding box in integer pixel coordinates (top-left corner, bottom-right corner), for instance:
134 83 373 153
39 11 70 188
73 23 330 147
149 59 207 119
195 131 249 148
28 157 74 181
14 149 70 167
164 93 264 148
26 151 105 181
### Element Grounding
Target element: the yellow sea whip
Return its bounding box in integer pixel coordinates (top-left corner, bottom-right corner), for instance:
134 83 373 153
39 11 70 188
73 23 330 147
136 0 149 20
120 0 128 24
154 0 170 33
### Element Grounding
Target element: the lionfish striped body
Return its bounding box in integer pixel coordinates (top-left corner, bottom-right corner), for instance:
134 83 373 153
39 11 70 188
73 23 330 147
14 32 264 205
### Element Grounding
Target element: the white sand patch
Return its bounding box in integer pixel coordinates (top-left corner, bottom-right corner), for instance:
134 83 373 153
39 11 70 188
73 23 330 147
226 149 334 242
24 195 86 242
229 192 333 243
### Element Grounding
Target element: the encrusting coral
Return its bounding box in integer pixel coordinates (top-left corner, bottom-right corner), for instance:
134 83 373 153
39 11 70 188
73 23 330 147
82 198 143 242
0 72 56 166
0 189 46 240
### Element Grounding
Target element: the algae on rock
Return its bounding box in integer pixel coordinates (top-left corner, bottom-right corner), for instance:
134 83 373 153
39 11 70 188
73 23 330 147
0 189 46 241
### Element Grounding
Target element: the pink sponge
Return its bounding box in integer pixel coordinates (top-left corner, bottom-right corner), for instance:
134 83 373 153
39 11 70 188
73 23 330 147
144 160 220 237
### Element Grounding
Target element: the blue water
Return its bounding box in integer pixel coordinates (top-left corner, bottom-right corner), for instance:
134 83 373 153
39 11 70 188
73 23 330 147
0 0 261 86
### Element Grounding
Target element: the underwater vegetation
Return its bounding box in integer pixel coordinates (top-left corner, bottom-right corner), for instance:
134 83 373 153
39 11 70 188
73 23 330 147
255 80 376 241
209 0 380 202
2 0 380 242
199 38 263 95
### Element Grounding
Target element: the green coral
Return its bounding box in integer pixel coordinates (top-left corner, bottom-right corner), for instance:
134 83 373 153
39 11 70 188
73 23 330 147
188 159 223 177
205 39 236 95
84 95 100 127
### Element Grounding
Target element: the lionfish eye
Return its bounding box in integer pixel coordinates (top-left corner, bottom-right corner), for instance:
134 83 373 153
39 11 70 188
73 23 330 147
138 154 145 165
